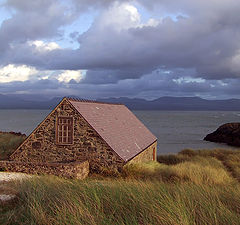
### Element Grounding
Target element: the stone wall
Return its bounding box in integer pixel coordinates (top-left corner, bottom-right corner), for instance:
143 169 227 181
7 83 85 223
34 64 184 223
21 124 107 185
0 160 89 179
10 98 125 173
127 141 157 164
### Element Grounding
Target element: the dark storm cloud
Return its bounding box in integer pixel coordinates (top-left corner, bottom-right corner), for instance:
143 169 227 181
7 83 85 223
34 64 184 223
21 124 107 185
0 0 74 53
82 67 155 84
0 79 62 93
1 70 240 100
1 0 240 99
72 2 240 81
3 0 240 81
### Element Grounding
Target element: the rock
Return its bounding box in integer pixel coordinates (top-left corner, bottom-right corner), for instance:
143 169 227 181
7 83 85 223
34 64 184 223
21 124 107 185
204 123 240 147
0 172 31 182
0 194 16 202
0 192 18 206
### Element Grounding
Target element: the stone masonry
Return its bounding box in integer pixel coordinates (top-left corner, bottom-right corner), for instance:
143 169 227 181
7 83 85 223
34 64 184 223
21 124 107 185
127 141 157 164
0 160 89 179
10 99 125 173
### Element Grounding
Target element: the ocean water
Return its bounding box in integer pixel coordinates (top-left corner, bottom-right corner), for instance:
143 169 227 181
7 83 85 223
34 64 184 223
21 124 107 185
0 110 240 154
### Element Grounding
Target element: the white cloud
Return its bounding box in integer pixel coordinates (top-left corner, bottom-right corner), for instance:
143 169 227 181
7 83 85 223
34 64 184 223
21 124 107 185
98 2 141 30
0 64 37 83
57 70 85 83
97 2 161 30
28 40 60 52
173 77 206 84
137 18 160 28
0 64 86 84
124 4 141 24
144 18 159 27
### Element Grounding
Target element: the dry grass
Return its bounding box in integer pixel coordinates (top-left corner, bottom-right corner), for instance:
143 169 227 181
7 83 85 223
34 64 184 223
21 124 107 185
179 148 240 181
1 132 240 224
168 161 233 185
158 148 240 181
1 176 240 225
123 157 234 185
157 154 190 165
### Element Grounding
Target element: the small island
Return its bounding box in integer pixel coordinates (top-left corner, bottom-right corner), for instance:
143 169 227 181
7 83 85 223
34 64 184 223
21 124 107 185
204 123 240 147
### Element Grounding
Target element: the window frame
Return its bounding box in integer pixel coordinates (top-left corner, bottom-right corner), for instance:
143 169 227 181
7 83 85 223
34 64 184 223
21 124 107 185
56 116 74 145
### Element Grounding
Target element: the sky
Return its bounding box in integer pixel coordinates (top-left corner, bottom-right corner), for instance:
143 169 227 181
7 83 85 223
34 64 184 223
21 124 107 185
0 0 240 100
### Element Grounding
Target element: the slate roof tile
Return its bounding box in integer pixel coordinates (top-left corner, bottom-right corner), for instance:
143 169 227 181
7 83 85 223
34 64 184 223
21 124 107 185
68 98 157 161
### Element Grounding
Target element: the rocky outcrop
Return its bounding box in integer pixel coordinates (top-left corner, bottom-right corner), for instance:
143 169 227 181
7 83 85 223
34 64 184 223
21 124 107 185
204 123 240 147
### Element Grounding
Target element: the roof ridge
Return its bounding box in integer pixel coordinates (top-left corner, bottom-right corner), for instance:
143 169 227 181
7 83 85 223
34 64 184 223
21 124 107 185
65 97 124 105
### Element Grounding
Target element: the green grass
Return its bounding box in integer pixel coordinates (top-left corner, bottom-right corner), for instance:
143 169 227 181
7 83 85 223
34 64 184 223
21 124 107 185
0 132 25 160
123 157 234 185
1 176 240 225
1 154 240 225
158 148 240 181
1 132 240 224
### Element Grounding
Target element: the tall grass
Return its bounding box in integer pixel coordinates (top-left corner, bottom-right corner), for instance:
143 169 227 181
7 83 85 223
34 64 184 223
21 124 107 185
158 148 240 181
1 176 240 225
123 157 234 185
1 132 240 224
0 133 25 160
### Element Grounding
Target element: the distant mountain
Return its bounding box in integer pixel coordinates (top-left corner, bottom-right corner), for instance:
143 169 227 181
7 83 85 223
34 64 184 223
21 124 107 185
97 97 240 111
1 94 240 110
0 94 61 109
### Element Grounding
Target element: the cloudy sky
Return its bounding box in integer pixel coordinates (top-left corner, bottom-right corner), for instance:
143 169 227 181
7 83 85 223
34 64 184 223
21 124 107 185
0 0 240 100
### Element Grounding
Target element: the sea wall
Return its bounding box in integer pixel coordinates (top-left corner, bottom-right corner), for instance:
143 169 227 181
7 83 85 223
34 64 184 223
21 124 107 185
0 160 89 179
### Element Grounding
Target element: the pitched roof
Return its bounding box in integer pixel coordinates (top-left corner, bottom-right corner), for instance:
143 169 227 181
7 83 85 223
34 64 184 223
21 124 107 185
67 98 157 162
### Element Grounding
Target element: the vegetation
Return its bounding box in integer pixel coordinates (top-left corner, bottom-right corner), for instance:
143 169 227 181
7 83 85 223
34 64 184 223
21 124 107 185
158 148 240 181
123 158 233 185
0 132 25 160
1 175 240 225
1 133 240 224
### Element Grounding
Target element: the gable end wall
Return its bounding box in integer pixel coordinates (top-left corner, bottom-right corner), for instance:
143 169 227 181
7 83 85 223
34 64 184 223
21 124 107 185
127 141 157 164
10 99 125 172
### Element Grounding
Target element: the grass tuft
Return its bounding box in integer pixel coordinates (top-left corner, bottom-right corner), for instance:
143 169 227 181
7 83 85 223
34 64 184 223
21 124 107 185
123 157 234 185
158 148 240 182
1 176 240 225
1 133 240 224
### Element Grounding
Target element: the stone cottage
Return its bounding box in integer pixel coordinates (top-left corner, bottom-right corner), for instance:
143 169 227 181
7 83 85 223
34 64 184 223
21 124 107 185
10 97 157 173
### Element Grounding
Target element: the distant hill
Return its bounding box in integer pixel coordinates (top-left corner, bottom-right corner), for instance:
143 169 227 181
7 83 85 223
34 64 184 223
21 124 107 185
1 94 240 110
97 97 240 111
0 94 61 109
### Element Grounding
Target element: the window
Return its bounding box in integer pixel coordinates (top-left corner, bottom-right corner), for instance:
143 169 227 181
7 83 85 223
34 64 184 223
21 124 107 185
56 117 73 144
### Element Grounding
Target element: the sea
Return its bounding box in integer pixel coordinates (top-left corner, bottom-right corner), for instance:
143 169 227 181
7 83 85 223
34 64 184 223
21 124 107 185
0 110 240 154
